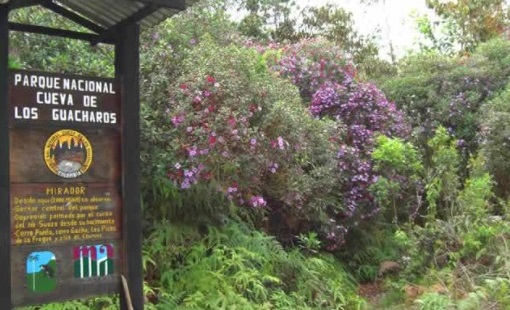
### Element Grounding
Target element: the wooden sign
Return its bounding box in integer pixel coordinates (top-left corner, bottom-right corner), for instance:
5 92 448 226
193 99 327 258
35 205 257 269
8 69 124 307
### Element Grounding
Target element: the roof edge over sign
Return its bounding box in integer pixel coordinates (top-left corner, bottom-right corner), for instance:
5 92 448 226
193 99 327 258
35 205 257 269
6 0 199 44
137 0 185 10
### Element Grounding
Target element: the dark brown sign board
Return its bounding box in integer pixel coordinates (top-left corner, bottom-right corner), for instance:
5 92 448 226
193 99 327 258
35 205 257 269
1 2 148 309
7 69 125 307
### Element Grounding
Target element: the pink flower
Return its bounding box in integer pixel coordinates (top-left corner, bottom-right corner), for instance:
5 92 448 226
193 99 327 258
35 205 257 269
228 116 236 127
188 146 198 157
249 195 267 208
207 75 216 83
277 136 285 150
171 114 184 126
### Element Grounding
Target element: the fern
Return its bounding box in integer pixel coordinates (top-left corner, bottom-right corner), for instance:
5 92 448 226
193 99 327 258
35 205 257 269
144 221 364 309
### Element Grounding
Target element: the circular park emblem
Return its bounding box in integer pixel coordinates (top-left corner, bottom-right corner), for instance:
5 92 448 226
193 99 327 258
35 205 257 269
44 129 93 179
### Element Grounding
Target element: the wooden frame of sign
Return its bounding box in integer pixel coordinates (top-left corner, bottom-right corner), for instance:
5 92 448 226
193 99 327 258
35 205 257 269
0 2 153 309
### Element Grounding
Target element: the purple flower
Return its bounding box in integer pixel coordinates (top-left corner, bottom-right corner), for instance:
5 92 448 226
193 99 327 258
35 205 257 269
268 162 279 174
277 136 285 150
188 146 197 157
171 114 184 127
227 186 237 193
181 180 191 189
249 195 267 208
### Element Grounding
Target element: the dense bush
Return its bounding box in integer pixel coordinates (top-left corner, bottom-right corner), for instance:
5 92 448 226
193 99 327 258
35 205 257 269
266 39 411 249
370 135 424 223
382 38 510 160
480 86 510 199
143 34 348 249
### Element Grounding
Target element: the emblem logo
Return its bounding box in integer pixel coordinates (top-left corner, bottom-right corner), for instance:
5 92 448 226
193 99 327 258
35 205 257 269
44 129 93 178
74 245 115 278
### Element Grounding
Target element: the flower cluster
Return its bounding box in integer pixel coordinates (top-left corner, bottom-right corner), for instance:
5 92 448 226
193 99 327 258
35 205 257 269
166 46 302 210
272 39 411 250
249 195 267 208
274 39 354 102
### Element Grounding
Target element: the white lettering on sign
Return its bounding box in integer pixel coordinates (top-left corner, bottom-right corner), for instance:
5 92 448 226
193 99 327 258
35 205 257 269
11 71 118 125
13 73 115 94
51 109 117 124
83 96 97 108
36 92 74 106
63 78 115 94
14 73 62 90
14 107 38 120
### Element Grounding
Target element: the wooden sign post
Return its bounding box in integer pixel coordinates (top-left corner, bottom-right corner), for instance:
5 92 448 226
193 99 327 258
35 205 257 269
0 1 189 309
8 69 124 307
1 2 12 308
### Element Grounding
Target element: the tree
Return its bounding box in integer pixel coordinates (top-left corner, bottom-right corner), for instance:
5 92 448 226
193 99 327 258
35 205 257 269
28 254 39 291
235 0 298 41
418 0 509 54
299 4 379 65
9 6 113 76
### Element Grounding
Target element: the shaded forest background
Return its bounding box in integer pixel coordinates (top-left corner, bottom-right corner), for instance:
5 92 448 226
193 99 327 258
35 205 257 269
10 0 510 309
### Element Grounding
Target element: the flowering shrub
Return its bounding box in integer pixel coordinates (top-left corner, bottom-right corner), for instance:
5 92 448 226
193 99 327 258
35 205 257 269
271 39 410 249
145 34 411 251
164 38 339 219
272 39 355 102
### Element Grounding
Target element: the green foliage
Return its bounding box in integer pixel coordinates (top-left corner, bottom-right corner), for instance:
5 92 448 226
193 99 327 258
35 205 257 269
426 127 461 219
455 156 493 219
414 292 455 310
370 135 424 223
419 0 509 54
9 7 113 76
340 226 401 283
144 220 365 309
382 38 510 163
235 0 298 42
480 84 510 198
298 4 379 68
372 136 423 174
8 57 21 69
380 132 510 309
16 296 119 310
297 231 322 253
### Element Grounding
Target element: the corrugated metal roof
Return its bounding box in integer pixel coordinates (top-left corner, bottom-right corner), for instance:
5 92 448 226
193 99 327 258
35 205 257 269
53 0 197 32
